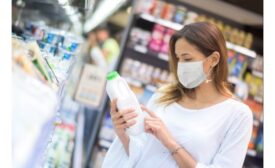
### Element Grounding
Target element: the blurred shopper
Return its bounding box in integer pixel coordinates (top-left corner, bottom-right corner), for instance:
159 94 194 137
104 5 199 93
95 26 120 70
87 31 107 68
103 22 253 168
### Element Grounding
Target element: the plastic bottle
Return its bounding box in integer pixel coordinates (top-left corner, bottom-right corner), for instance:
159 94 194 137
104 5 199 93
106 71 145 136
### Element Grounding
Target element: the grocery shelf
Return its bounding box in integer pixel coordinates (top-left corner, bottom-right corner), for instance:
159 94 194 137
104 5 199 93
226 42 256 58
139 13 184 30
125 76 143 87
132 44 169 61
72 108 85 168
26 53 81 167
124 76 158 91
138 13 257 58
125 47 169 70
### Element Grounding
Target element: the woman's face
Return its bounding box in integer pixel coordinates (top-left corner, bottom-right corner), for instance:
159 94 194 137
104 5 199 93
175 38 216 74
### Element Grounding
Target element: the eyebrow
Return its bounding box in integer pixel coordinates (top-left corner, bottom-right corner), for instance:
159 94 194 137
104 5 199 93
175 52 191 58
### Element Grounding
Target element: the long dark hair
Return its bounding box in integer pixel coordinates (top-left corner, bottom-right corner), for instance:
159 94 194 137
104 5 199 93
157 22 232 105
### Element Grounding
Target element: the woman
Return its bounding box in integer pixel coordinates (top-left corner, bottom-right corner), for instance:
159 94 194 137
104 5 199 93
102 22 253 168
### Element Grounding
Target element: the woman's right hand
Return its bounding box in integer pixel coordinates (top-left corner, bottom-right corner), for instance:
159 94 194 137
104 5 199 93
110 99 138 136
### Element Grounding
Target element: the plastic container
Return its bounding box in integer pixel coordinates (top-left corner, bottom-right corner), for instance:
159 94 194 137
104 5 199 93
62 36 80 52
106 71 145 136
43 31 64 45
38 41 57 55
57 47 73 60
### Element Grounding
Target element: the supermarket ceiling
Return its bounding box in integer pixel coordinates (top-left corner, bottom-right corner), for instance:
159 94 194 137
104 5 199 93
17 0 263 26
180 0 263 26
221 0 262 15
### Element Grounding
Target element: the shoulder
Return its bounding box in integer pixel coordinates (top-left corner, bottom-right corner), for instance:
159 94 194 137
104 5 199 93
105 38 119 46
146 93 161 108
227 98 253 122
146 91 171 111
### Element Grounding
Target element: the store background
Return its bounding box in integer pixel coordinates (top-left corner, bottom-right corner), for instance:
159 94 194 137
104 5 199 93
11 0 263 168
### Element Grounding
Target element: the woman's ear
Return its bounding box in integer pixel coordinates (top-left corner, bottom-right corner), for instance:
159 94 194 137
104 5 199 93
210 51 220 67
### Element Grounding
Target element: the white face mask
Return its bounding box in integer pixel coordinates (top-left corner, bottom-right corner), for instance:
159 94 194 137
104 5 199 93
177 60 208 89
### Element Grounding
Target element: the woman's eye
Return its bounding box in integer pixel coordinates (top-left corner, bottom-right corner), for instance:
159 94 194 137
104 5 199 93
184 58 192 61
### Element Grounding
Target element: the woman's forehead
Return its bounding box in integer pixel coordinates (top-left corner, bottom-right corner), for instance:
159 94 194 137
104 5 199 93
175 38 196 53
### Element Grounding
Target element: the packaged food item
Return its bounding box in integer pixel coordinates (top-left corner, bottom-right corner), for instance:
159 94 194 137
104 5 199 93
141 30 151 47
173 6 187 24
38 41 57 55
143 65 154 84
195 14 207 23
216 20 224 32
160 28 175 54
130 27 142 46
62 36 81 52
106 71 146 136
32 25 46 41
223 25 232 41
227 50 237 74
121 58 134 77
255 126 263 153
135 0 154 14
243 97 263 121
138 63 149 83
251 56 263 72
27 41 52 82
230 54 248 78
149 24 165 53
243 32 253 49
42 30 64 45
184 11 198 24
57 47 74 60
248 121 259 150
234 80 249 100
244 73 263 100
150 0 164 18
207 17 216 26
151 67 162 84
13 48 36 77
131 60 142 79
236 30 246 46
229 28 239 44
161 3 175 21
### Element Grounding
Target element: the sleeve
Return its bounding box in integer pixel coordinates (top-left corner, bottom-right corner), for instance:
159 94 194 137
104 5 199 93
90 47 107 68
102 133 148 168
196 105 253 168
103 39 120 63
102 93 159 168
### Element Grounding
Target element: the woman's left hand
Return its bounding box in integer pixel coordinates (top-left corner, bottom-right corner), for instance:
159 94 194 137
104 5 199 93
141 105 178 150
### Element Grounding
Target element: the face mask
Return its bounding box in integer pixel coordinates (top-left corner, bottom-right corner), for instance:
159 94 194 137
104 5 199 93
177 60 208 89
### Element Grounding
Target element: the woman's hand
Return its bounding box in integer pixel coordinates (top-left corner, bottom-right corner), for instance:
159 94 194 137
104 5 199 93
110 99 138 136
141 105 179 151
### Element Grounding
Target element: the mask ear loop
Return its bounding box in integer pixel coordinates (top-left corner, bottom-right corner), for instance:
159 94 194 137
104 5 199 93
205 65 213 83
